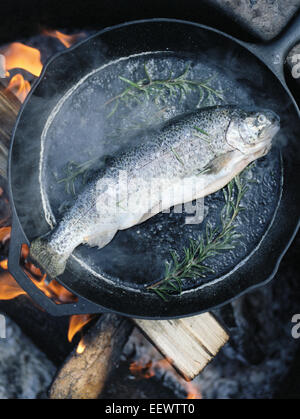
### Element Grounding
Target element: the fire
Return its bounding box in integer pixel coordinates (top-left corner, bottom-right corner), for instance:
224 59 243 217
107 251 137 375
5 74 31 103
0 272 26 299
43 30 85 49
3 30 85 104
76 338 86 355
129 358 202 399
2 42 42 77
68 314 94 355
130 360 155 379
68 314 94 343
0 259 7 269
0 226 11 242
0 231 77 305
185 381 202 399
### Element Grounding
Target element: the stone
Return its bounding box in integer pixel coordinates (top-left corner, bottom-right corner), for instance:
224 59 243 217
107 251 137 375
286 43 300 78
206 0 300 40
0 314 55 399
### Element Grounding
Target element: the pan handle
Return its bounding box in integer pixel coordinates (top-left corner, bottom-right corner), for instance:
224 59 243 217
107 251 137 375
245 12 300 83
8 214 107 316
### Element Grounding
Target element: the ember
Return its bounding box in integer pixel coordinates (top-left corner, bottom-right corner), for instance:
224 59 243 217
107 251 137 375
129 357 201 399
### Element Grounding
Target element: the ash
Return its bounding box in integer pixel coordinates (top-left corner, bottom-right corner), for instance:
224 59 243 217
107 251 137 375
0 314 55 399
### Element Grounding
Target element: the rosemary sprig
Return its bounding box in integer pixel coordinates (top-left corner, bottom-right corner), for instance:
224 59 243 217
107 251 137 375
57 158 99 195
104 63 223 118
148 172 248 301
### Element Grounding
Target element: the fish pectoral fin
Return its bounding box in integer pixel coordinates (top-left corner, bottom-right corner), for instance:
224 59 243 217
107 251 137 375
86 230 117 249
198 152 236 175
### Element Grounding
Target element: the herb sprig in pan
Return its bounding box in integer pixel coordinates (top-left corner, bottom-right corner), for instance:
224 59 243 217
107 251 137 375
104 63 223 118
147 173 248 301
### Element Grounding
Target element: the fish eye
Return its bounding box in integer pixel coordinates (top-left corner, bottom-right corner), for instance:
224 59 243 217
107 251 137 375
257 114 267 124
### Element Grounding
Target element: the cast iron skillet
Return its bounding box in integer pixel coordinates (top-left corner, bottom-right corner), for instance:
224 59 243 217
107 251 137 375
7 18 300 318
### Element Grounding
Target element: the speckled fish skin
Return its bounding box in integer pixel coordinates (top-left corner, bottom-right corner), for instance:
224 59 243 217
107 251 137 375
30 105 280 278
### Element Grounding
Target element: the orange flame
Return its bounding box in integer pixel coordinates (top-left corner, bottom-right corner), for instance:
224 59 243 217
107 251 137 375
0 233 77 305
129 358 202 399
43 29 85 49
0 226 11 242
5 74 31 103
185 381 202 399
0 259 8 270
3 30 85 104
68 314 94 343
0 272 26 299
3 42 42 77
76 337 86 354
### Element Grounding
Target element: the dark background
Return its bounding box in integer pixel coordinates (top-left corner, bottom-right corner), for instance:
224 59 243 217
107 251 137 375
0 0 261 44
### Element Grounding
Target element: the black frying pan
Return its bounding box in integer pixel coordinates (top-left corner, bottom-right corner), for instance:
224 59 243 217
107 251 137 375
7 18 300 318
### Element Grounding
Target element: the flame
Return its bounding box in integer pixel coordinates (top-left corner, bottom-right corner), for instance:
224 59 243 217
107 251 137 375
0 237 77 305
5 74 31 103
43 29 85 48
68 314 94 343
3 42 42 77
129 358 202 399
0 272 26 299
0 259 7 269
3 30 85 104
76 337 86 354
185 381 202 399
0 226 11 242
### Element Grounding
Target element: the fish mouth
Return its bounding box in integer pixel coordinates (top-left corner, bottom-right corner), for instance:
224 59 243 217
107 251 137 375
239 120 280 155
259 120 280 141
246 126 278 158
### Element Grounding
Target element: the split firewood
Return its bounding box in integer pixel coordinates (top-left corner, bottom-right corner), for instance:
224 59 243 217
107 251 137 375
49 314 133 399
135 313 229 380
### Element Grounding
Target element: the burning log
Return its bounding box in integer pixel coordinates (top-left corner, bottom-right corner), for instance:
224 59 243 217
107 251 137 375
49 314 133 399
0 81 20 178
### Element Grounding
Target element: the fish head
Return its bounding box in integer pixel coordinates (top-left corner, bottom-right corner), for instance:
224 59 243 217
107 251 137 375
226 109 280 155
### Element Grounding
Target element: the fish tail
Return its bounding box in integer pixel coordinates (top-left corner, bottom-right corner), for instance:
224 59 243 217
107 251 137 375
30 236 67 278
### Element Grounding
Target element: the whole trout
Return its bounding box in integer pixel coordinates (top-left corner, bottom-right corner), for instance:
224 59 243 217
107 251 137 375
30 105 280 278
